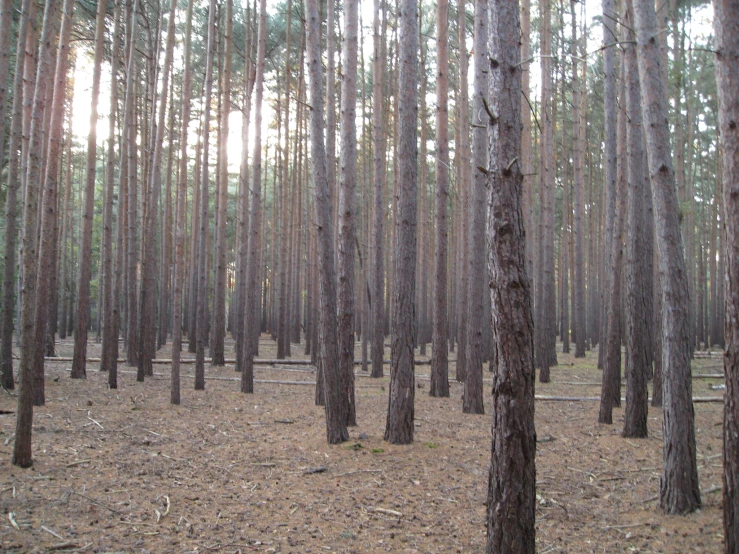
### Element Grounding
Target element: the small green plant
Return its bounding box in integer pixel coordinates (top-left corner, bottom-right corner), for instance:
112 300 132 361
426 442 439 449
347 443 363 451
371 448 384 454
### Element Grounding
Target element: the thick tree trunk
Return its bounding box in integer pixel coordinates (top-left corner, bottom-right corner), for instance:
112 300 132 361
384 0 418 445
430 0 450 398
713 0 739 547
485 0 536 548
634 0 701 515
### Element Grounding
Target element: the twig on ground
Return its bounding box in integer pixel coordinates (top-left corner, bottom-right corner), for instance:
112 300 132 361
334 469 384 478
368 507 403 517
41 525 65 539
8 511 19 530
72 491 123 515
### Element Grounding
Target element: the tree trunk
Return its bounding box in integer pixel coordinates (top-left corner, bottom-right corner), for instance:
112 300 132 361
337 0 359 426
485 0 536 548
598 0 618 370
70 0 108 379
384 0 418 445
195 0 217 391
101 1 123 383
304 0 349 444
13 0 64 469
430 0 450 398
462 0 486 415
599 60 627 424
32 0 75 407
211 0 232 366
370 0 386 379
622 0 649 438
634 0 701 515
0 0 34 391
171 0 197 404
535 0 557 381
713 0 739 546
138 0 178 381
571 0 586 359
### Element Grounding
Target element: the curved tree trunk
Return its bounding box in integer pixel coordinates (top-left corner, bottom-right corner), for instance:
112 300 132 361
634 0 700 515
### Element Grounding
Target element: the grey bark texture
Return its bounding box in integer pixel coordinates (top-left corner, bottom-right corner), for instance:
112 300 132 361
485 0 536 548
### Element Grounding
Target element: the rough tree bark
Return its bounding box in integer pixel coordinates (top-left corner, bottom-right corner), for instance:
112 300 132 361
571 0 586 359
171 0 197 404
0 0 34 391
634 0 701 515
304 0 349 444
535 0 557 381
371 0 386 379
485 0 536 548
211 0 232 367
384 0 418 445
337 0 359 425
623 0 650 438
713 0 739 547
13 0 63 468
195 0 218 391
138 0 178 381
31 0 75 407
598 0 618 370
430 0 450 398
599 60 627 424
462 0 487 415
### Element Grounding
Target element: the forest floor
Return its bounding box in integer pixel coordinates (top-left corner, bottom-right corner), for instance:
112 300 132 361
0 336 726 553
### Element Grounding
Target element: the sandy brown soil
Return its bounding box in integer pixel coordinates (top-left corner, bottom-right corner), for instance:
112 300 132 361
0 337 726 553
